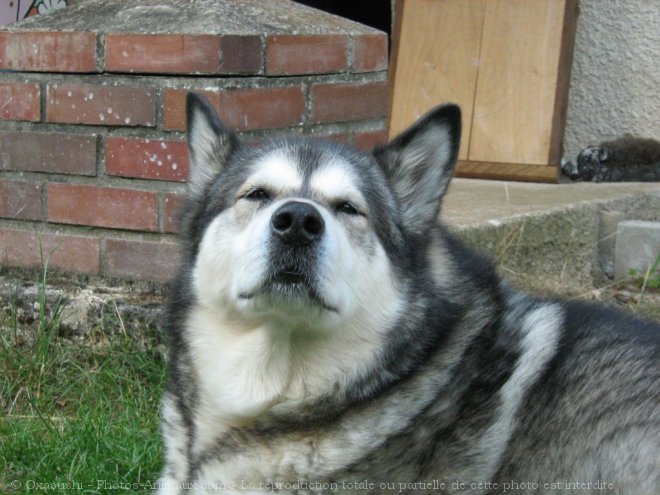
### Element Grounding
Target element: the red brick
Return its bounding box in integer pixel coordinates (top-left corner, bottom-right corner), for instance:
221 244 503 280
163 89 220 132
354 129 389 150
0 82 40 121
163 86 305 131
352 34 388 73
164 193 186 234
219 86 305 131
0 132 97 175
0 228 100 274
46 83 155 127
219 35 262 74
0 31 96 72
105 34 221 74
311 132 352 146
266 35 348 75
104 34 261 75
48 183 158 232
105 238 180 282
0 179 42 221
105 137 189 182
311 81 388 123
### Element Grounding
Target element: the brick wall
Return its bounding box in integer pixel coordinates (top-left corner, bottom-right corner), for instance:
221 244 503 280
0 3 389 282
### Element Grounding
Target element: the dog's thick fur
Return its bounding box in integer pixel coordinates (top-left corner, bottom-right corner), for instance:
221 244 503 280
561 134 660 182
157 93 660 494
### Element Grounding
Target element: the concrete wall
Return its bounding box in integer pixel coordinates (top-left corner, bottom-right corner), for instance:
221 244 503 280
563 0 660 160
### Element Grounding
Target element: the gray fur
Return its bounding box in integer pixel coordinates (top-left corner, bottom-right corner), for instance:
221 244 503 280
157 94 660 494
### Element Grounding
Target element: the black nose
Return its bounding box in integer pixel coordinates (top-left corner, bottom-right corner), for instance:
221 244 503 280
271 201 325 246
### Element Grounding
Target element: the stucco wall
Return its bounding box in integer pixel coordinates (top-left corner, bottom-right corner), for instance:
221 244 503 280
563 0 660 160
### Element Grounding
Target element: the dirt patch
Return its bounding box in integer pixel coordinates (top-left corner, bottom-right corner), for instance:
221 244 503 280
0 270 166 340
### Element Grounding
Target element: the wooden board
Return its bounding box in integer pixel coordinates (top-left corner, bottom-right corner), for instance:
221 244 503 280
456 161 558 183
469 0 570 165
388 0 487 160
388 0 577 182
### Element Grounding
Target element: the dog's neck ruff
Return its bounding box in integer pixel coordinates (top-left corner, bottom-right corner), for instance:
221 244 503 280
183 301 396 425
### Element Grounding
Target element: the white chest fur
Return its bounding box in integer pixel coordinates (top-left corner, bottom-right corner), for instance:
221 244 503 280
186 308 293 423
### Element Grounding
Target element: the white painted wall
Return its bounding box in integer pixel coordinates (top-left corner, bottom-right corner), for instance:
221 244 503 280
563 0 660 160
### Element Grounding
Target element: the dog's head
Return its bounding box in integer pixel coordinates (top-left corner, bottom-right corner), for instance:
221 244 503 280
574 145 610 181
183 93 460 331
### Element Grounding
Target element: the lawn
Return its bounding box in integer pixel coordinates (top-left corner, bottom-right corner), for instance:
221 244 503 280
0 269 166 494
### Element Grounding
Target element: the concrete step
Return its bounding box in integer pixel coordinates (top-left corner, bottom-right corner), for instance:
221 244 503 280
443 179 660 289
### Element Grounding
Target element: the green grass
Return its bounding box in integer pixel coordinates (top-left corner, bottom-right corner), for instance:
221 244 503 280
0 272 166 494
628 253 660 290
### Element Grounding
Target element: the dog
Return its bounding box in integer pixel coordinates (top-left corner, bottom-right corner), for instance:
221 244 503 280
157 93 660 494
561 134 660 182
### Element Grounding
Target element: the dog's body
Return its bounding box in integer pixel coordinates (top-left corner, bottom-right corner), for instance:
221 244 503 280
561 134 660 182
157 93 660 494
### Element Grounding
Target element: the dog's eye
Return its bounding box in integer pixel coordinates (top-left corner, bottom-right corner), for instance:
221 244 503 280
335 201 360 216
245 188 270 201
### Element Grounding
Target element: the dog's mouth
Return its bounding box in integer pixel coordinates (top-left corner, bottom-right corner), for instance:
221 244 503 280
238 268 337 313
272 270 305 284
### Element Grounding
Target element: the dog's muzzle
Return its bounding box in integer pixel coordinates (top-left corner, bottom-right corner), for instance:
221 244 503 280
271 201 324 246
247 200 337 312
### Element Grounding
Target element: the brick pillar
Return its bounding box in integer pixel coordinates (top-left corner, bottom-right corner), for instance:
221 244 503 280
0 0 389 281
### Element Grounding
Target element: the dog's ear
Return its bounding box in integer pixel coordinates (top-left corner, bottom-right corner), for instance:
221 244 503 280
598 147 610 162
374 104 461 234
186 92 239 194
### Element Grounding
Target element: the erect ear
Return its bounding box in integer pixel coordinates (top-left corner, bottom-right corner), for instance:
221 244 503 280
598 147 610 162
374 104 461 234
186 92 239 194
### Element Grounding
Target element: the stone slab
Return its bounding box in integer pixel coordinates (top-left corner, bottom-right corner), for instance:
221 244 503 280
443 179 660 227
614 220 660 280
2 0 378 35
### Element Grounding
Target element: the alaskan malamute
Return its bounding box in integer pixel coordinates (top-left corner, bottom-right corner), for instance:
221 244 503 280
157 93 660 494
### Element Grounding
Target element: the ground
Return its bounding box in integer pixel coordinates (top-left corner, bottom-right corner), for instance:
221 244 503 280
515 275 660 322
